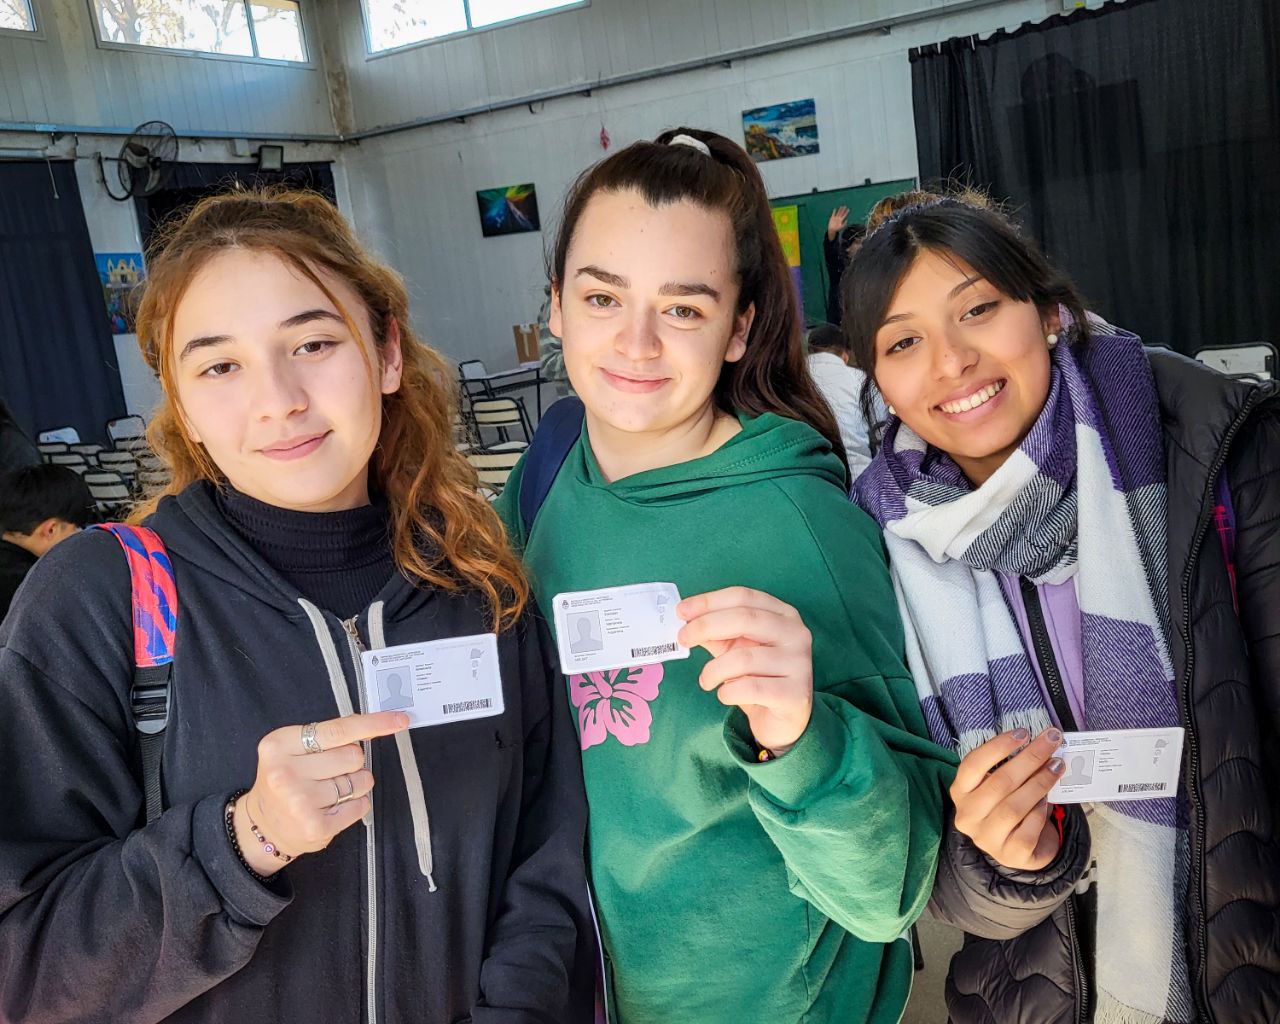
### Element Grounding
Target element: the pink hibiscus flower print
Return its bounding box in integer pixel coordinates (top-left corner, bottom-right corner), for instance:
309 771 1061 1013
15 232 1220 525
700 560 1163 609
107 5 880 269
569 663 665 750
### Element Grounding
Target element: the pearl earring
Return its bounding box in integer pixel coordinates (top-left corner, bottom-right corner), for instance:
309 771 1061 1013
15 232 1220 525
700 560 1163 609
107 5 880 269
887 405 897 417
1046 332 1059 349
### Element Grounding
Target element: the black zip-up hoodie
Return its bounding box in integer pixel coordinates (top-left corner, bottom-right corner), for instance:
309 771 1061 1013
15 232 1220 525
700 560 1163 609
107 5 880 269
0 482 594 1024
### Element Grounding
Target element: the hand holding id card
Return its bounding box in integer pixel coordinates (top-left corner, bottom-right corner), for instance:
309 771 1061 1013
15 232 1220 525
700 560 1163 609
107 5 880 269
551 582 690 676
360 634 503 729
1048 726 1184 804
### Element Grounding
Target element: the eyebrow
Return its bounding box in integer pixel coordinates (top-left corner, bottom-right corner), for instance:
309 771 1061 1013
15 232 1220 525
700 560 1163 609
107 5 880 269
879 276 985 328
574 265 720 302
178 309 345 361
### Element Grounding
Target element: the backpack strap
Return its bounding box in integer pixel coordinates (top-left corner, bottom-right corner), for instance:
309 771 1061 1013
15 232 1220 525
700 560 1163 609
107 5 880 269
519 395 585 535
91 523 177 825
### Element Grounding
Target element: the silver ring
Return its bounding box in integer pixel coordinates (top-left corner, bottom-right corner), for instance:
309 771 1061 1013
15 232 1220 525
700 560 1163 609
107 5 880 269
301 721 323 755
335 773 357 803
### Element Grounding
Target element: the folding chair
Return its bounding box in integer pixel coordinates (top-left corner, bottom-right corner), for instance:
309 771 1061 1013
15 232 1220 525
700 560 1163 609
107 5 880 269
465 446 526 496
115 435 152 454
106 415 147 444
70 443 104 465
136 452 166 472
98 451 140 482
137 468 172 493
468 396 533 446
47 452 88 472
38 442 70 458
38 427 80 444
83 471 132 519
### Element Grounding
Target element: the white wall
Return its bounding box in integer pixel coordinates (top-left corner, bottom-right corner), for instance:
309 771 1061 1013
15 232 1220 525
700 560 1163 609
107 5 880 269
1 0 334 135
339 0 1058 371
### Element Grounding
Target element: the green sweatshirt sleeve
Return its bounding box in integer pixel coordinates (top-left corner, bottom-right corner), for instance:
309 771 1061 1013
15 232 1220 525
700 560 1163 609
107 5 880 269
723 482 958 944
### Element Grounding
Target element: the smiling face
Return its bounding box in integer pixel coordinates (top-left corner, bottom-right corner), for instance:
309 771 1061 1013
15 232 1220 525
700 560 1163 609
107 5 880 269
872 250 1059 486
170 249 403 512
550 188 753 442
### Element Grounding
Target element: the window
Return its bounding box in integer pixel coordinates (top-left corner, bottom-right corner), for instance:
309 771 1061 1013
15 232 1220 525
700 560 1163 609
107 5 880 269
363 0 584 54
0 0 36 32
91 0 307 63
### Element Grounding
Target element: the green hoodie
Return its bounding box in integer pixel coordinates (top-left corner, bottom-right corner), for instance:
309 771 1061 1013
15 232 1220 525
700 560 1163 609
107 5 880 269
496 413 955 1024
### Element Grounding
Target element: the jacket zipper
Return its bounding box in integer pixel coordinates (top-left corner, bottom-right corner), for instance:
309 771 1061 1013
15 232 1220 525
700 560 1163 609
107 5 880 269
1177 388 1262 1024
344 616 379 1024
1018 578 1087 1023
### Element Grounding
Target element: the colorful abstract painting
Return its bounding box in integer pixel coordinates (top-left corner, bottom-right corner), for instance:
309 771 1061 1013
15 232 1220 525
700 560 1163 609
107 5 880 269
742 99 820 162
96 253 145 335
771 205 803 307
476 183 541 237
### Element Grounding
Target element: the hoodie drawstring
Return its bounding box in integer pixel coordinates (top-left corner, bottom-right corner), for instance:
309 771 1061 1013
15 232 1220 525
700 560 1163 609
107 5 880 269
368 601 437 891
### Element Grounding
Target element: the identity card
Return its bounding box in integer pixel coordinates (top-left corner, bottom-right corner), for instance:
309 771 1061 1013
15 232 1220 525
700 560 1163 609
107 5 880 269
551 582 690 676
359 634 503 728
1048 726 1184 804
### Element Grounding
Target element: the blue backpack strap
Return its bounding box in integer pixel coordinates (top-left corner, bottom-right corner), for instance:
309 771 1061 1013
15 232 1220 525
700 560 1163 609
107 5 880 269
519 396 585 535
91 523 177 826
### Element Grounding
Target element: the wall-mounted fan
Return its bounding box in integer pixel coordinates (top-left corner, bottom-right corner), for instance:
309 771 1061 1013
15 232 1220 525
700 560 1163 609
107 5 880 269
98 121 179 201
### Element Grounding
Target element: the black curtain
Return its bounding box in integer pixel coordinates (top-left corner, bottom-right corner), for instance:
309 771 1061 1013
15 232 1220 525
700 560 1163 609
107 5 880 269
911 0 1280 355
135 161 336 250
0 160 127 444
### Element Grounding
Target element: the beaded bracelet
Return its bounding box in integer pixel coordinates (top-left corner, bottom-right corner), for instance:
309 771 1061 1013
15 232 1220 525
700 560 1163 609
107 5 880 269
224 789 269 884
243 793 293 866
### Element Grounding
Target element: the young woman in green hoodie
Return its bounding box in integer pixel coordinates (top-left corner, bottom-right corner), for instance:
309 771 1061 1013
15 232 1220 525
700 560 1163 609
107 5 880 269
495 127 955 1024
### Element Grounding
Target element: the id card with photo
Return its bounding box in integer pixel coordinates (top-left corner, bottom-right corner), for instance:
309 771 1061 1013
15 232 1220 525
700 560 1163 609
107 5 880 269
551 582 690 676
359 634 503 729
1048 726 1184 804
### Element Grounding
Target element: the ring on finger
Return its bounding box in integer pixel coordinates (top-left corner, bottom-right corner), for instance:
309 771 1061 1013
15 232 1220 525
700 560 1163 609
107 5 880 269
334 772 357 804
300 721 323 755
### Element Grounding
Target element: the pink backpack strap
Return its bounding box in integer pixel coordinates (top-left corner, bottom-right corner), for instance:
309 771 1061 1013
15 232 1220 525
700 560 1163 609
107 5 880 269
91 523 177 824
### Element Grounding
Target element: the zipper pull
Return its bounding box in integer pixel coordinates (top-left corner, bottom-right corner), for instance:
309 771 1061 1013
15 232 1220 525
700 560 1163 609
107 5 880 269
342 616 366 653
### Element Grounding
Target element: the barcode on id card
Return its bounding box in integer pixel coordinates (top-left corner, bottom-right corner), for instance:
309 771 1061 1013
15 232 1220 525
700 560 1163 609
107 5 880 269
631 643 678 659
443 698 492 715
1118 782 1168 794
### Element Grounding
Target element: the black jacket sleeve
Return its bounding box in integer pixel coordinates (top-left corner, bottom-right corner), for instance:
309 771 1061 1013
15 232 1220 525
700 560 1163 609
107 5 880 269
823 233 844 325
0 532 291 1024
473 615 593 1023
1227 398 1280 777
928 804 1091 940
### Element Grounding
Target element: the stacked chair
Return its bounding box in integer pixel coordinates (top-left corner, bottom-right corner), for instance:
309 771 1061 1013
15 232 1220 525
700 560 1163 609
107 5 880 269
35 415 170 520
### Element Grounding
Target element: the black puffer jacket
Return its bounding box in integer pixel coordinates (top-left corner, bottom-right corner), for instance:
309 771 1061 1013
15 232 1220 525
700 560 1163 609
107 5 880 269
929 350 1280 1024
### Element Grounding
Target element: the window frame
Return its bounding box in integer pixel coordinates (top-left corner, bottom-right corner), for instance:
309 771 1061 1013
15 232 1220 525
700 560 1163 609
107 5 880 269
87 0 313 67
0 0 41 38
360 0 588 59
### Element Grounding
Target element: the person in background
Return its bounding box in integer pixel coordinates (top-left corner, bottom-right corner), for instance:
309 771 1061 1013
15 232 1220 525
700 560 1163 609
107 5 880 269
806 323 877 479
0 464 93 618
0 398 40 477
823 205 867 325
846 189 1280 1023
537 283 573 400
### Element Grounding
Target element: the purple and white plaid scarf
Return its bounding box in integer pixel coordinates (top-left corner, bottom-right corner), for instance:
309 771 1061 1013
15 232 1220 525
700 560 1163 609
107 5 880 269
855 318 1193 1024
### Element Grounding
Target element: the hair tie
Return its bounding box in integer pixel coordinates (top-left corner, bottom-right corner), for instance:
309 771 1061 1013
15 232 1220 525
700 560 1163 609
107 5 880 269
668 134 711 157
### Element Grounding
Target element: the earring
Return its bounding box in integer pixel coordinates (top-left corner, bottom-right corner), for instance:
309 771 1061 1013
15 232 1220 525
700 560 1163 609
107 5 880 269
1046 332 1059 349
887 405 897 417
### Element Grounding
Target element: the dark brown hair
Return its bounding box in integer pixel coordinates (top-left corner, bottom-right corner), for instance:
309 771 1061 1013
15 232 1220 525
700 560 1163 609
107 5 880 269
842 187 1090 450
550 127 847 473
132 187 528 630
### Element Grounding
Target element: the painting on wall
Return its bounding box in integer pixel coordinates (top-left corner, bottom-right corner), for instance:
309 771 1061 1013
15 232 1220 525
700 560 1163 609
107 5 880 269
476 183 541 237
742 99 820 162
771 205 803 307
96 253 145 335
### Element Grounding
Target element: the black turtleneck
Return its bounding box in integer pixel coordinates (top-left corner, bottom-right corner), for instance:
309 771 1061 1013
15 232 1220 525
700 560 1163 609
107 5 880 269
216 486 398 621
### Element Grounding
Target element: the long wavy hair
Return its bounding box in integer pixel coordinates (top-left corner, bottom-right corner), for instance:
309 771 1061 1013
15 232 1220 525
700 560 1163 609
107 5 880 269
131 187 528 629
550 126 848 474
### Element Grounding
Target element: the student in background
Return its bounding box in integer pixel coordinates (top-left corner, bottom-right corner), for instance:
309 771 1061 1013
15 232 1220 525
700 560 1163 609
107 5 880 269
0 464 92 618
846 190 1280 1023
806 322 877 478
823 205 867 325
0 188 592 1024
497 127 953 1024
